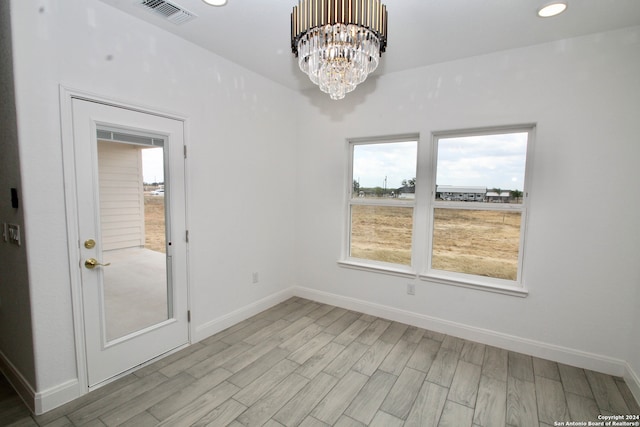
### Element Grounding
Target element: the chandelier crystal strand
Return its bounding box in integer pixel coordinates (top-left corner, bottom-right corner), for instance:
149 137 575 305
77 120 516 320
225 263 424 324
291 0 387 100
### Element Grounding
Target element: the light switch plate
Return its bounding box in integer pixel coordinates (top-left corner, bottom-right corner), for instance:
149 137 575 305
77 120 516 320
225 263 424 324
8 224 21 246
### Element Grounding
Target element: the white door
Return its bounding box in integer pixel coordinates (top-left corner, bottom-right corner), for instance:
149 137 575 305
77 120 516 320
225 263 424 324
71 98 189 387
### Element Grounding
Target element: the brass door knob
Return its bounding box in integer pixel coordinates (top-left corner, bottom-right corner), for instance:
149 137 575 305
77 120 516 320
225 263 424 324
84 258 111 269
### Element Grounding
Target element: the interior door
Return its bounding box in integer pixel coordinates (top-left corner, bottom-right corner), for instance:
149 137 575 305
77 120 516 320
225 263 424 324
71 98 189 387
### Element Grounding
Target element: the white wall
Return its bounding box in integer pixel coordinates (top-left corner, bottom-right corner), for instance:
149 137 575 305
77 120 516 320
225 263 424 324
295 26 640 375
10 0 298 403
0 0 36 394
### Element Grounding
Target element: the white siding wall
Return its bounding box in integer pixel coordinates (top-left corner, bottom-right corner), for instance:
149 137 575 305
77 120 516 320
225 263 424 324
97 141 145 251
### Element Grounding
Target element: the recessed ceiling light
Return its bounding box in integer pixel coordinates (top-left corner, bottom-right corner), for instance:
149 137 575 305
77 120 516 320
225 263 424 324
202 0 227 6
537 2 568 18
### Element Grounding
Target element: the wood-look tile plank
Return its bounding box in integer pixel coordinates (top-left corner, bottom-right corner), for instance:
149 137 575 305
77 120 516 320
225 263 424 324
323 341 369 378
344 370 397 425
441 336 465 353
134 342 205 377
156 381 240 427
315 307 348 327
236 373 309 427
117 411 159 427
380 367 426 419
473 375 507 427
158 340 230 377
306 304 337 321
278 323 326 353
333 319 370 346
506 376 539 427
369 410 405 427
100 372 194 426
483 346 508 382
273 372 338 427
68 372 169 425
449 360 482 408
311 370 369 425
402 326 425 343
615 379 640 414
333 415 366 427
508 351 535 382
558 364 593 398
148 368 233 420
283 302 322 322
438 400 474 427
535 376 569 425
220 318 275 345
426 348 460 387
378 322 409 345
241 319 291 345
352 340 394 377
323 311 362 336
296 342 346 379
356 319 391 345
584 370 630 414
299 416 331 427
186 341 253 379
532 357 560 381
227 347 289 388
358 313 378 323
233 359 300 406
460 341 486 366
190 398 247 427
379 339 419 376
406 337 441 373
424 329 446 342
405 381 448 427
565 392 600 421
288 332 336 364
222 338 280 373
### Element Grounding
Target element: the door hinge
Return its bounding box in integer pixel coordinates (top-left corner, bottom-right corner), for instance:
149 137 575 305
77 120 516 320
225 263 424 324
185 230 189 243
183 145 187 158
187 310 191 322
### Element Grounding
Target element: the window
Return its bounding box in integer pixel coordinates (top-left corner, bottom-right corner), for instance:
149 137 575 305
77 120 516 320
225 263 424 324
340 127 532 295
345 137 418 273
427 127 532 287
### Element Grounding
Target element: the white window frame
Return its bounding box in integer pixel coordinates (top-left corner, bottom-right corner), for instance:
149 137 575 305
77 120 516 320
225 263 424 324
419 125 535 297
338 134 420 278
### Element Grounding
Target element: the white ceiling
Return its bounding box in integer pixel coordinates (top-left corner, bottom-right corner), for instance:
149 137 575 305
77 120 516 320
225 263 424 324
98 0 640 91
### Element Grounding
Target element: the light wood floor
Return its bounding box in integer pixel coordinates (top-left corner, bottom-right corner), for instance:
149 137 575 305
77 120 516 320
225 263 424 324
2 297 639 426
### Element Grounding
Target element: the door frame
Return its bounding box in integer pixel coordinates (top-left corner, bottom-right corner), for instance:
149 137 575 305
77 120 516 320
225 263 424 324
59 86 192 393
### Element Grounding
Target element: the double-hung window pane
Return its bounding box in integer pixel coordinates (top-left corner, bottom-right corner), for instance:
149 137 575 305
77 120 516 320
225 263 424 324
430 130 530 282
349 140 417 266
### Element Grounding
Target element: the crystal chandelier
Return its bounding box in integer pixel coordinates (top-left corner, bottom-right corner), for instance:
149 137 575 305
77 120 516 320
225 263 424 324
291 0 388 100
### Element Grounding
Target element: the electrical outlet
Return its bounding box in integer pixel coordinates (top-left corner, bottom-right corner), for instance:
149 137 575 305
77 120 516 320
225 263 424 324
407 283 415 295
252 272 259 284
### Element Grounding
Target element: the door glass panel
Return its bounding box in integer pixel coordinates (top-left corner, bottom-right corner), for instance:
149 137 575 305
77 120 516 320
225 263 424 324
96 130 171 341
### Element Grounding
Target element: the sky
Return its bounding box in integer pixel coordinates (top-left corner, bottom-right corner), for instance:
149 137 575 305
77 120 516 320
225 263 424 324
353 133 528 191
141 147 164 183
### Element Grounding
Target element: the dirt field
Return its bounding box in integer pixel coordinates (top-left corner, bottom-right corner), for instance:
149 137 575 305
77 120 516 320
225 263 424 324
144 195 166 253
351 205 521 280
146 196 520 279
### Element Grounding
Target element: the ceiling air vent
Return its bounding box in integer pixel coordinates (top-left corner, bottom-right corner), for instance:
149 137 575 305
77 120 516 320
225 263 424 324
138 0 196 25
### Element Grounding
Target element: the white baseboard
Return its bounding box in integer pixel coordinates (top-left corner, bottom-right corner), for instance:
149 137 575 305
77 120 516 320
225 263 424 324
193 288 296 342
0 350 36 413
1 349 83 415
34 379 81 415
293 286 632 379
625 363 640 409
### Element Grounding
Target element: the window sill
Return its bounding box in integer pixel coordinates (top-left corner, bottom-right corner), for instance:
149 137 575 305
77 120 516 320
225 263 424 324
337 260 417 279
419 273 529 297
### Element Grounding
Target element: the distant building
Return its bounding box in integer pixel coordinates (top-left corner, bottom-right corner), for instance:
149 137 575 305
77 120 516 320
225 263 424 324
485 191 511 203
436 185 487 202
396 185 416 199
